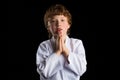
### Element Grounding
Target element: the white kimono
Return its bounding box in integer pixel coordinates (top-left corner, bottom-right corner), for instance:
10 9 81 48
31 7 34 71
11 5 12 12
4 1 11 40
36 36 87 80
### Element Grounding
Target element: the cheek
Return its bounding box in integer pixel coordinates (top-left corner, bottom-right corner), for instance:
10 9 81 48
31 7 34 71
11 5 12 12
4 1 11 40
50 26 56 32
64 24 70 30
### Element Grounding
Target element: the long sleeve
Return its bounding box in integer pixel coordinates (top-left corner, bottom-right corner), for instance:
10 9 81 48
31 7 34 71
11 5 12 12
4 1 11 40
36 42 63 78
36 37 87 80
65 40 87 76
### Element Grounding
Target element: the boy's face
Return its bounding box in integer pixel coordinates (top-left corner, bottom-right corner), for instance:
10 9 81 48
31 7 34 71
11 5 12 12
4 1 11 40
47 15 70 37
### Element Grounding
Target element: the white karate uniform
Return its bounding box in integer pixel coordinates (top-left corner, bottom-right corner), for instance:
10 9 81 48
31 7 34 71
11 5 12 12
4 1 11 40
36 36 87 80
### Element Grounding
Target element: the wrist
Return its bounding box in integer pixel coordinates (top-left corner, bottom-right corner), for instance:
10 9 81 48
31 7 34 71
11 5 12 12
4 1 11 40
56 50 61 55
63 50 69 58
64 52 70 64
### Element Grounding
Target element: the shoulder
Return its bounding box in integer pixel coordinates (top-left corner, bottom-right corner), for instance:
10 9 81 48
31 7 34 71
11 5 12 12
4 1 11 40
38 39 51 48
69 37 85 49
69 37 83 44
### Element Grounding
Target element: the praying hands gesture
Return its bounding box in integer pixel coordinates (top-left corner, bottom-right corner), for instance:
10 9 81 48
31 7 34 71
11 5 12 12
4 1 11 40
55 36 69 59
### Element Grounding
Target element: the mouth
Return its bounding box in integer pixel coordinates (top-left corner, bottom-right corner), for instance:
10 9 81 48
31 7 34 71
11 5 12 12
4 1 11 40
57 28 62 32
56 28 62 34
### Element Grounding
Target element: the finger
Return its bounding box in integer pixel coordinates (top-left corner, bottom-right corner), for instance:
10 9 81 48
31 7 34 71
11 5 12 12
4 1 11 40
59 37 62 49
60 37 64 52
55 36 59 49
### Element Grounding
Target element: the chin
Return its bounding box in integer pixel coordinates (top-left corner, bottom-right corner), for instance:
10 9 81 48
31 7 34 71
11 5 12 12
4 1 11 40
54 33 64 37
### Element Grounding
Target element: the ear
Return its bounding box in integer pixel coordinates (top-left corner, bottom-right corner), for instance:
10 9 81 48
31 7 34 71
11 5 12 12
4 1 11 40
47 21 51 27
67 25 70 29
47 27 50 31
47 27 51 34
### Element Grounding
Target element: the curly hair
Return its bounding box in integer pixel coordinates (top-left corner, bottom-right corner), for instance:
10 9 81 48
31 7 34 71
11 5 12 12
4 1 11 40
44 4 72 38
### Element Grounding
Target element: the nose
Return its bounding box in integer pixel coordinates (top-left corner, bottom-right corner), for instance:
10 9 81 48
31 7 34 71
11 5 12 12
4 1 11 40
56 20 61 27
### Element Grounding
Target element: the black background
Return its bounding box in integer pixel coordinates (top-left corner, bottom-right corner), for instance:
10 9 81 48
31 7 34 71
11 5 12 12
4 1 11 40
8 0 104 80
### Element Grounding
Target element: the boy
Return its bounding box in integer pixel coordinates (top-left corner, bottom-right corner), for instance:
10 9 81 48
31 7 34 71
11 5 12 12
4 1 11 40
36 4 87 80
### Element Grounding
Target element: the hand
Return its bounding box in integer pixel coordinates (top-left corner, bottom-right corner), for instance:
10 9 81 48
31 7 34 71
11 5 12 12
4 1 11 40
61 37 69 58
55 36 62 55
55 35 69 58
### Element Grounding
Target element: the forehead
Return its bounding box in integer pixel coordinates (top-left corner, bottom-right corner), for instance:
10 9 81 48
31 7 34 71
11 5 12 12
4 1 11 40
51 15 67 19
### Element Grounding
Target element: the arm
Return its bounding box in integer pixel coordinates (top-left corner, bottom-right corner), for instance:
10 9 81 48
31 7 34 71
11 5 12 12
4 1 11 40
65 40 87 76
36 43 63 78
